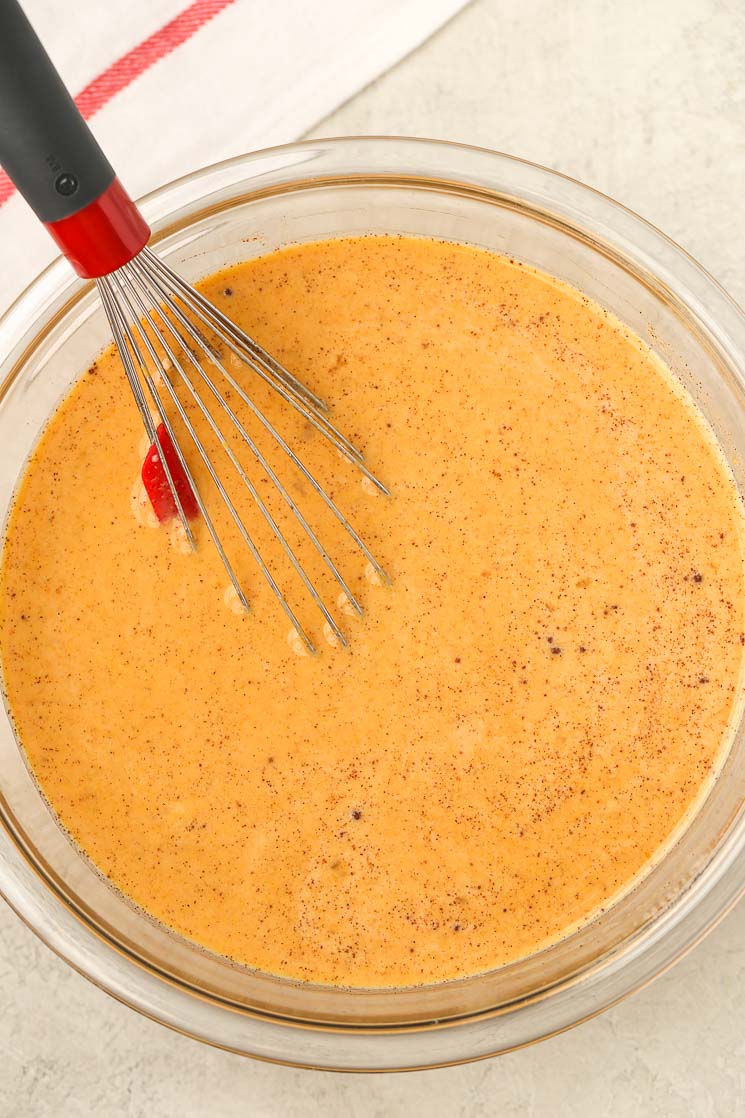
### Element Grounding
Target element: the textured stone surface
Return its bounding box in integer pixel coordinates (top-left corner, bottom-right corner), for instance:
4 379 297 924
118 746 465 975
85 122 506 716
2 0 745 1111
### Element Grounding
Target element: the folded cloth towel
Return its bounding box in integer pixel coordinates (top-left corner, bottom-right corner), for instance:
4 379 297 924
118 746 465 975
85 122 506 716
0 0 467 311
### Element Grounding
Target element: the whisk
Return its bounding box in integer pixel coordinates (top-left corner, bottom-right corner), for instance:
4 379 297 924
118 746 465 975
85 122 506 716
0 0 387 652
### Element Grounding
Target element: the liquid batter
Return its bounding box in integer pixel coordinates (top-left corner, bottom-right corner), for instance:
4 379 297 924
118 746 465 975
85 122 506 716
1 235 744 986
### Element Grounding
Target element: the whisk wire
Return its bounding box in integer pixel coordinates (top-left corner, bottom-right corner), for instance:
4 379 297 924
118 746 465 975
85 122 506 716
98 279 196 550
135 261 388 582
140 247 327 413
102 273 253 617
129 268 364 619
130 265 376 596
116 267 347 649
137 250 385 487
99 249 389 648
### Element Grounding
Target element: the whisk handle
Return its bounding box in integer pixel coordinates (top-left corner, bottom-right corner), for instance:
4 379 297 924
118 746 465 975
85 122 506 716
0 0 149 277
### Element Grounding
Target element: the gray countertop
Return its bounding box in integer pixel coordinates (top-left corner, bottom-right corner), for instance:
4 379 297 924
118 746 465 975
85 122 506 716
2 0 745 1113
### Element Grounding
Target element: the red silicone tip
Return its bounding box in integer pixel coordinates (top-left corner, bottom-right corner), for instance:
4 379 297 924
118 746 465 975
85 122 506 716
141 423 199 523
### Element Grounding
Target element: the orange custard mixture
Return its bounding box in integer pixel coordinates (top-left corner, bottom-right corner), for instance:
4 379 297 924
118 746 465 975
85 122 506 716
1 235 744 987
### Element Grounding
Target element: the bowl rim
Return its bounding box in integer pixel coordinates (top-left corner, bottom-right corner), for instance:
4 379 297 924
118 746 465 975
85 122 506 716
1 134 745 1071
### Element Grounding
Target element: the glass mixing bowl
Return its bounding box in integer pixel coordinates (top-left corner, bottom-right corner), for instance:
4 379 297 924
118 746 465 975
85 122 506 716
1 137 745 1072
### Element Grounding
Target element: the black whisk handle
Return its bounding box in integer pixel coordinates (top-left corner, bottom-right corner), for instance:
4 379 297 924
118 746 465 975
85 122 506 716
0 0 149 276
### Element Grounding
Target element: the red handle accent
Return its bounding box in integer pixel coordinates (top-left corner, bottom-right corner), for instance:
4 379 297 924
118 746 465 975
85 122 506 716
44 177 150 278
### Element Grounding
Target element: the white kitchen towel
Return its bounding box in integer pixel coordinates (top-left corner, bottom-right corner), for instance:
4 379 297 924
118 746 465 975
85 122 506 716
0 0 468 312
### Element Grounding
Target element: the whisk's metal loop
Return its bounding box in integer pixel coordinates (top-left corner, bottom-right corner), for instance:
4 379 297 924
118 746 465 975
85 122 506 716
99 275 250 615
130 261 387 583
98 280 196 549
138 249 389 495
97 251 389 652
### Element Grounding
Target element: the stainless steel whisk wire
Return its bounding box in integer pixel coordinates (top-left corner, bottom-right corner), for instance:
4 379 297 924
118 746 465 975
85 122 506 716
97 247 389 653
